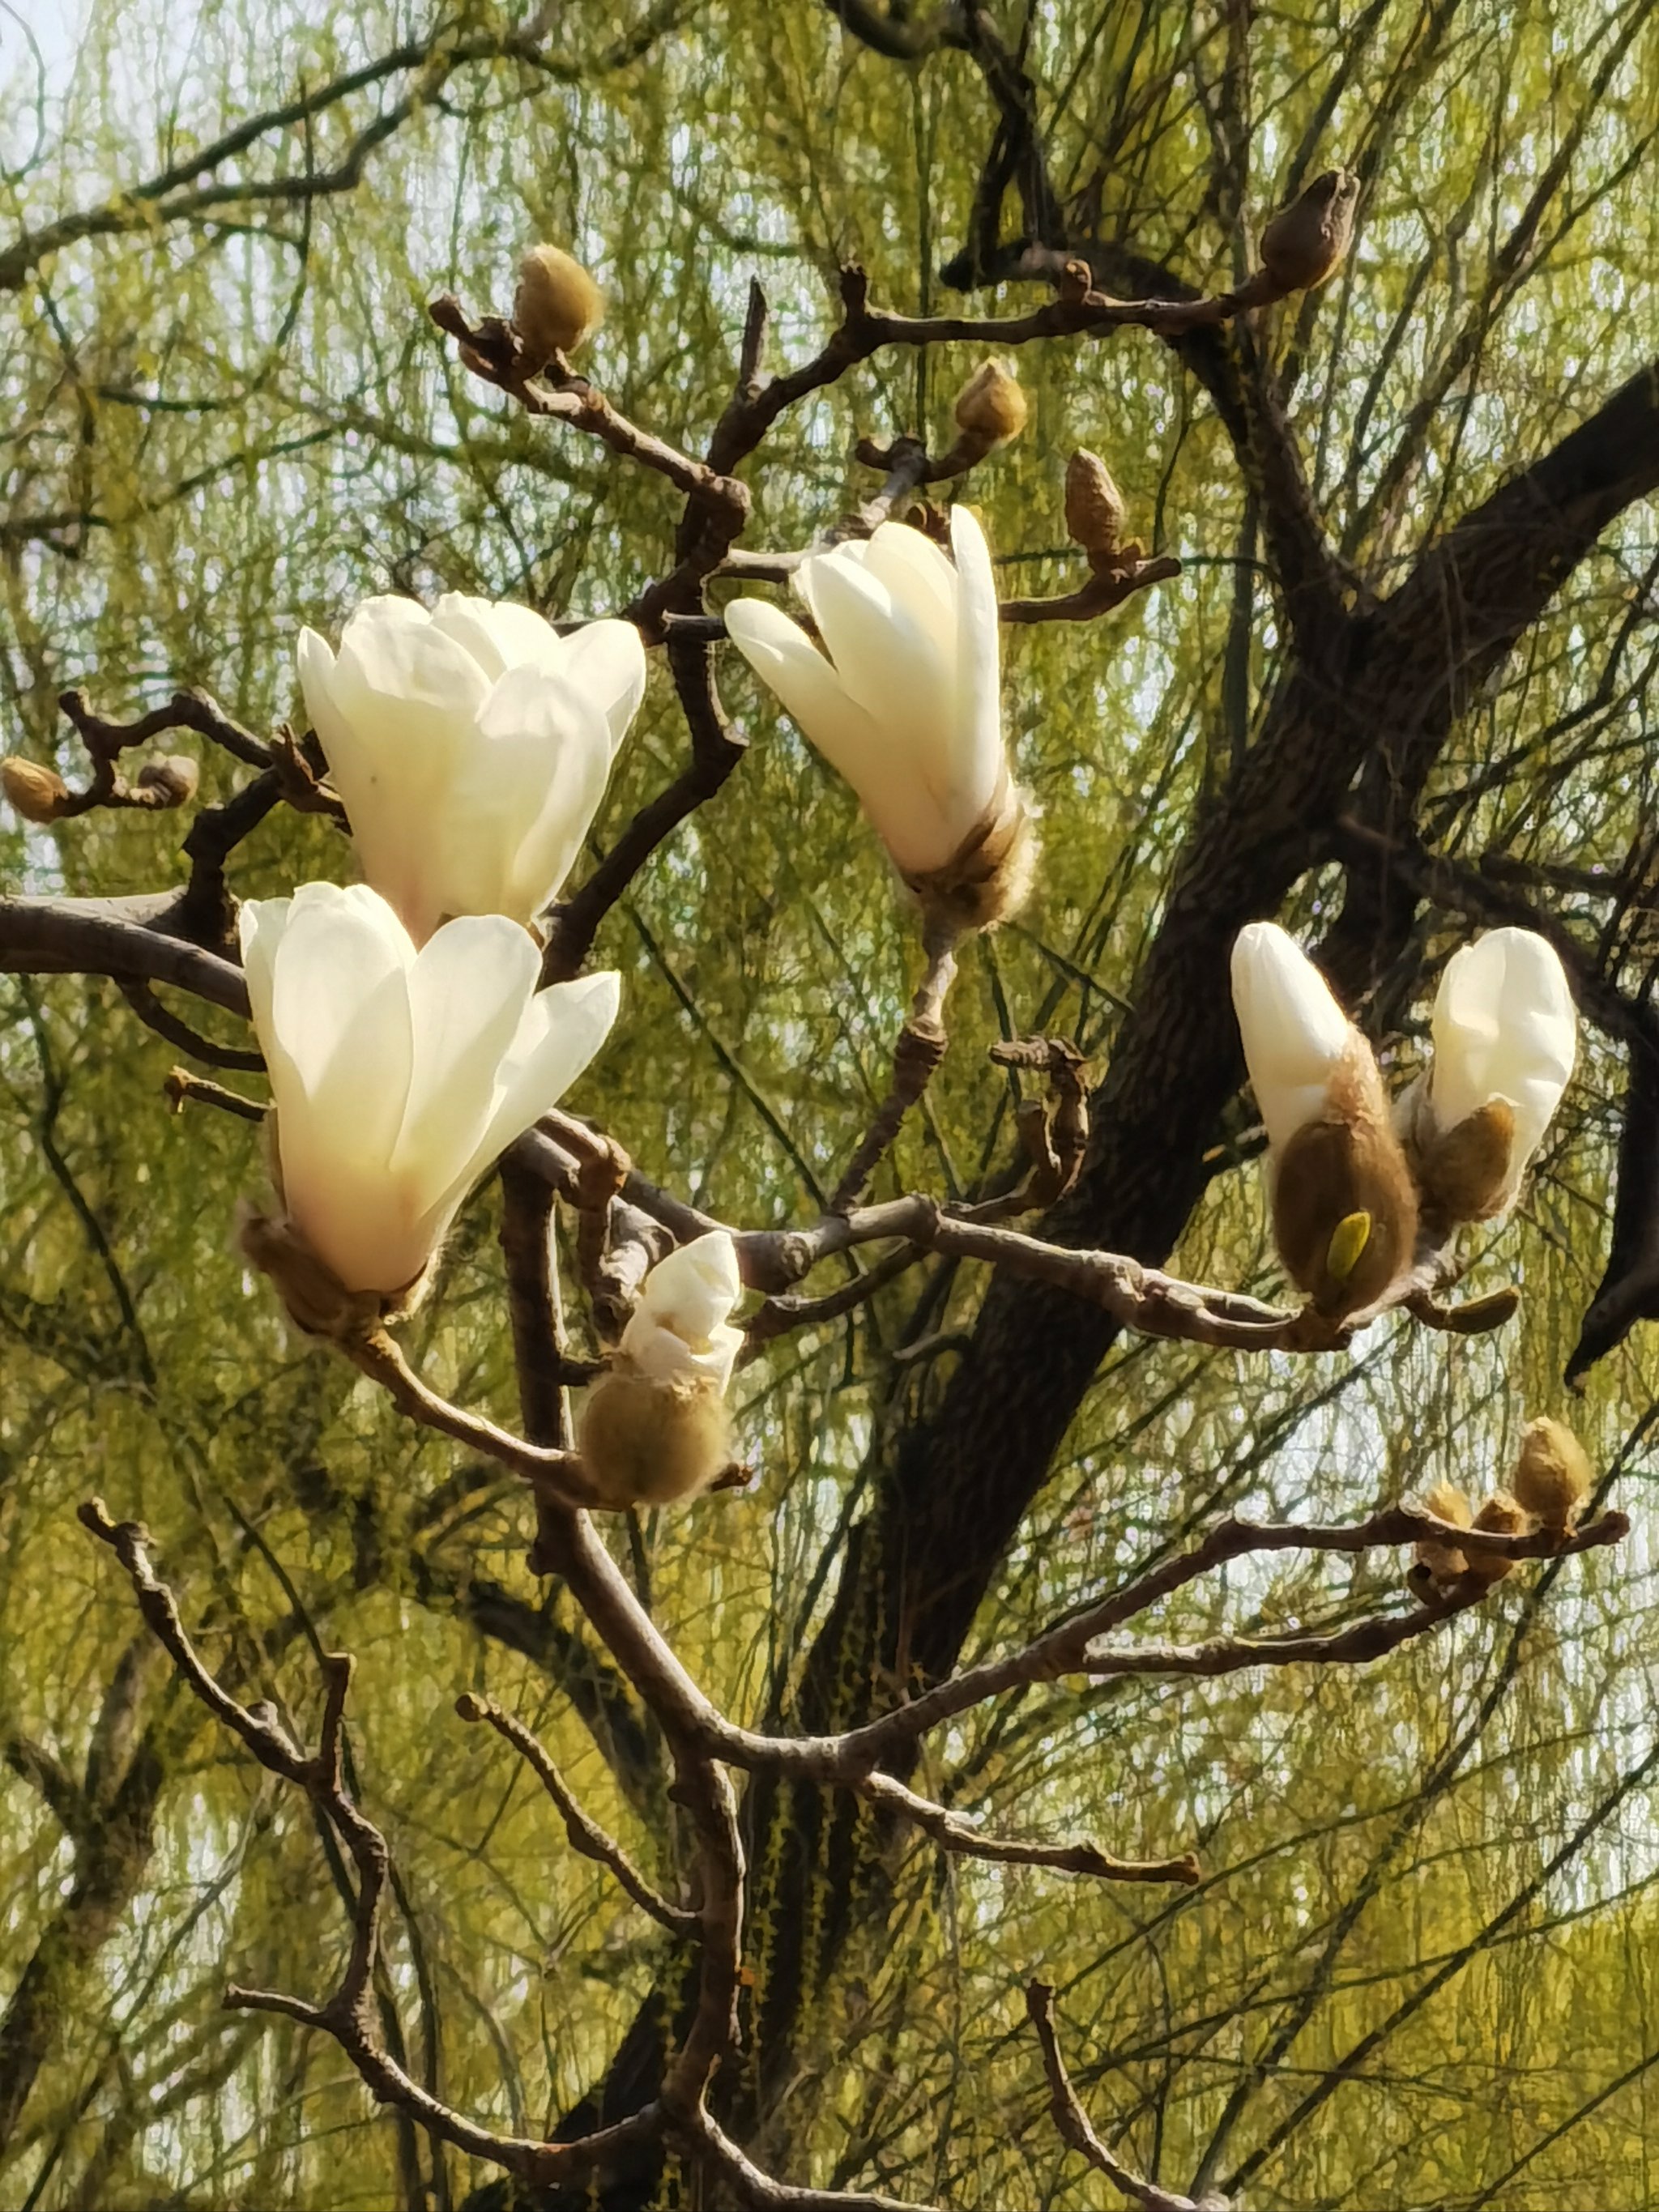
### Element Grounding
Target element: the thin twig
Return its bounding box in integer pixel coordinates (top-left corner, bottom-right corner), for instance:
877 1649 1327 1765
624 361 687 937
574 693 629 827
860 1771 1200 1886
76 1499 659 2185
120 978 263 1071
454 1694 696 1934
1027 1982 1232 2211
831 919 962 1213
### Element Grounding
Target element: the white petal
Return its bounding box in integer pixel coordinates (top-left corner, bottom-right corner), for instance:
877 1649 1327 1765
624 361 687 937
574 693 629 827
628 1230 743 1345
262 889 423 1292
465 970 622 1187
313 600 493 940
626 1320 742 1391
556 620 648 754
429 593 566 680
333 595 493 722
240 894 307 1128
392 915 543 1214
1430 928 1576 1162
424 666 615 924
804 540 955 752
1230 923 1354 1153
860 523 957 657
949 505 1006 834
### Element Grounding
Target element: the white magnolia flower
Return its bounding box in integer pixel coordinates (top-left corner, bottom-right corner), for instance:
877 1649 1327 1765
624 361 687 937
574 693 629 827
1230 921 1417 1318
619 1230 744 1393
1399 927 1576 1216
241 882 618 1298
724 509 1024 900
1230 921 1355 1153
298 593 646 942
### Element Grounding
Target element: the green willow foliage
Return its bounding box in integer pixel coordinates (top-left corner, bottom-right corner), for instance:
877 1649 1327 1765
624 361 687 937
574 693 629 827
2 2 1659 2206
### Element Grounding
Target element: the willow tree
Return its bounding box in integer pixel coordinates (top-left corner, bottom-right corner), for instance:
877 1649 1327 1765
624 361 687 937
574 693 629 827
3 2 1659 2208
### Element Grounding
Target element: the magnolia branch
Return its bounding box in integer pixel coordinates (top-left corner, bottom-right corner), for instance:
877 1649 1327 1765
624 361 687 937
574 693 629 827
830 918 961 1213
1027 1983 1232 2212
859 1771 1201 1887
454 1692 696 1933
75 1499 655 2188
701 1502 1629 1784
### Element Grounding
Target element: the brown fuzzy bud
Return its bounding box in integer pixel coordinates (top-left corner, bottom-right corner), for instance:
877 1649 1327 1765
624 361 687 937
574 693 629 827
1256 168 1359 295
1064 450 1128 560
578 1363 736 1509
136 754 199 808
1411 1097 1516 1227
513 245 604 367
1510 1415 1592 1541
1269 1038 1418 1321
1464 1488 1527 1592
899 774 1037 936
2 756 70 824
1408 1480 1473 1599
952 359 1028 460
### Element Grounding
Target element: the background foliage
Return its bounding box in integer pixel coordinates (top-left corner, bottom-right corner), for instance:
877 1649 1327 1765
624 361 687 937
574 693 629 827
3 1 1659 2206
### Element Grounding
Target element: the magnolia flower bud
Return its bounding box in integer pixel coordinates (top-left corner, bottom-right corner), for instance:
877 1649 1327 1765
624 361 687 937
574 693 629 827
1510 1415 1591 1541
724 508 1035 932
297 593 646 944
1230 922 1418 1320
1408 1480 1473 1598
578 1232 744 1508
951 359 1028 462
2 757 70 823
1397 928 1577 1226
136 753 199 808
239 883 618 1315
1064 450 1128 560
1257 168 1359 293
514 245 604 366
1464 1489 1525 1592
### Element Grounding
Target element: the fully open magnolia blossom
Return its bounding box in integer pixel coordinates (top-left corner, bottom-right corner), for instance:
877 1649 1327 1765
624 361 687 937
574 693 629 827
723 506 1034 931
579 1230 744 1507
1396 927 1577 1225
1230 921 1418 1320
239 883 618 1321
298 592 646 943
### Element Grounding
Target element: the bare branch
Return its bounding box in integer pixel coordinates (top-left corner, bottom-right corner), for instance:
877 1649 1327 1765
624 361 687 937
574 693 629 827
859 1772 1200 1888
830 918 961 1213
343 1329 597 1508
77 1500 662 2188
683 2107 947 2211
117 979 263 1072
1027 1982 1232 2212
454 1694 696 1935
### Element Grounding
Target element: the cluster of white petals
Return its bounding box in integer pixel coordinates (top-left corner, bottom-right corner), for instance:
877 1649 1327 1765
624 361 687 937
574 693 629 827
724 508 1010 879
242 883 617 1297
1398 926 1577 1212
299 592 646 943
618 1231 745 1392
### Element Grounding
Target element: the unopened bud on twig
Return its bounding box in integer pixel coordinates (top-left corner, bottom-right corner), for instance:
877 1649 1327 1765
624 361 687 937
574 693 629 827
1230 923 1418 1322
578 1233 745 1508
1256 168 1359 296
1408 1480 1473 1599
1510 1415 1591 1543
2 756 70 823
951 359 1028 463
1063 450 1128 561
513 244 604 368
136 754 199 808
1462 1489 1526 1592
